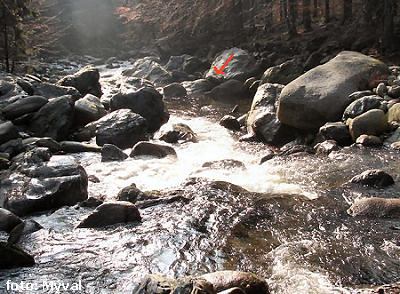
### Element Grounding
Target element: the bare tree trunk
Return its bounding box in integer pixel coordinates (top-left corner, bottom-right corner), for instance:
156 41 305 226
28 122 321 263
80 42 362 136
383 0 394 52
280 0 288 23
287 0 298 37
2 6 10 73
324 0 330 23
313 0 319 17
303 0 312 31
343 0 352 23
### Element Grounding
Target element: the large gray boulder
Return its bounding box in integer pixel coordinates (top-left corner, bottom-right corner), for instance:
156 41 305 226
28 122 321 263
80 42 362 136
77 201 141 228
58 66 102 97
206 48 260 81
122 57 172 85
247 83 294 145
2 96 48 120
277 51 390 130
29 95 74 140
208 80 248 103
110 87 169 132
2 153 88 216
74 94 106 126
95 109 148 149
32 82 81 100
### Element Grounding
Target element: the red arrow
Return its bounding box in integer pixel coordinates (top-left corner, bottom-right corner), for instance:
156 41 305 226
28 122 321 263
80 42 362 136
213 53 234 75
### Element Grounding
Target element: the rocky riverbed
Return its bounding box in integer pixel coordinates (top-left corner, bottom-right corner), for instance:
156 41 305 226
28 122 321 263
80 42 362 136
0 50 400 293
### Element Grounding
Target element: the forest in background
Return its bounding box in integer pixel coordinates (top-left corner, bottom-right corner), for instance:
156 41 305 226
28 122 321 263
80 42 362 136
0 0 399 73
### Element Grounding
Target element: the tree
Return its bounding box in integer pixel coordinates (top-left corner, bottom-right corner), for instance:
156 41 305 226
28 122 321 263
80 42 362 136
0 0 33 72
303 0 312 31
383 0 395 52
324 0 330 23
286 0 298 37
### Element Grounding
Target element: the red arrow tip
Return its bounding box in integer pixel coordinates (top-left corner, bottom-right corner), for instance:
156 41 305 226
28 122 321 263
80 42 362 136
213 66 225 75
213 53 234 75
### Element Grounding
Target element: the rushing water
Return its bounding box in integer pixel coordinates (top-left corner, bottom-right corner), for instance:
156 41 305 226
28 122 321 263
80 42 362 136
1 61 400 294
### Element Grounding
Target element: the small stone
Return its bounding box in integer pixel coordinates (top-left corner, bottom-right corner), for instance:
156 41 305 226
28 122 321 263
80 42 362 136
356 135 382 146
220 115 241 131
101 144 128 162
314 140 339 155
376 82 387 97
349 169 394 188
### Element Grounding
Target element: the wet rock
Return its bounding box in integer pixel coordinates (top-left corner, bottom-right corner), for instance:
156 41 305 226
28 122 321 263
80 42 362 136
356 135 382 146
219 288 246 294
182 78 218 95
130 141 176 159
122 57 172 85
101 144 128 162
318 122 352 146
60 141 102 153
0 121 20 145
0 79 25 100
0 138 24 157
58 66 102 97
32 82 81 100
388 103 400 123
342 96 382 120
110 87 169 132
0 242 35 269
200 271 269 294
278 144 314 156
349 169 394 188
348 90 374 101
0 157 10 170
117 183 149 203
74 94 107 126
157 123 197 144
95 109 147 149
163 82 187 98
348 197 400 218
79 197 103 208
202 159 246 170
7 220 43 244
2 96 48 120
29 95 74 140
208 80 248 103
0 208 22 233
388 85 400 98
376 82 387 97
314 140 339 155
247 83 294 146
259 150 275 164
220 115 241 131
206 48 260 81
77 201 141 228
348 109 388 140
260 59 303 85
22 137 61 152
391 142 400 150
3 155 88 216
277 51 390 130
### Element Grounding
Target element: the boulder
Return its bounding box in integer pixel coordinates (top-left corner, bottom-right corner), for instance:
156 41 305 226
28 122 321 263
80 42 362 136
314 140 339 155
0 79 25 100
0 208 22 233
110 87 169 132
101 144 128 162
247 83 294 146
348 109 388 140
77 201 141 228
3 155 88 216
206 48 260 81
122 57 172 85
95 109 148 149
277 51 390 130
0 242 35 269
32 82 81 100
130 141 177 159
74 94 106 126
356 135 382 146
60 141 102 153
58 66 102 97
342 96 382 120
318 122 352 146
200 271 269 294
260 59 303 85
163 83 187 98
208 80 248 103
182 79 218 95
348 198 400 218
8 220 43 244
2 96 48 120
117 183 149 203
29 96 74 141
349 169 394 188
0 121 20 145
220 115 241 131
388 103 400 123
157 123 197 144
